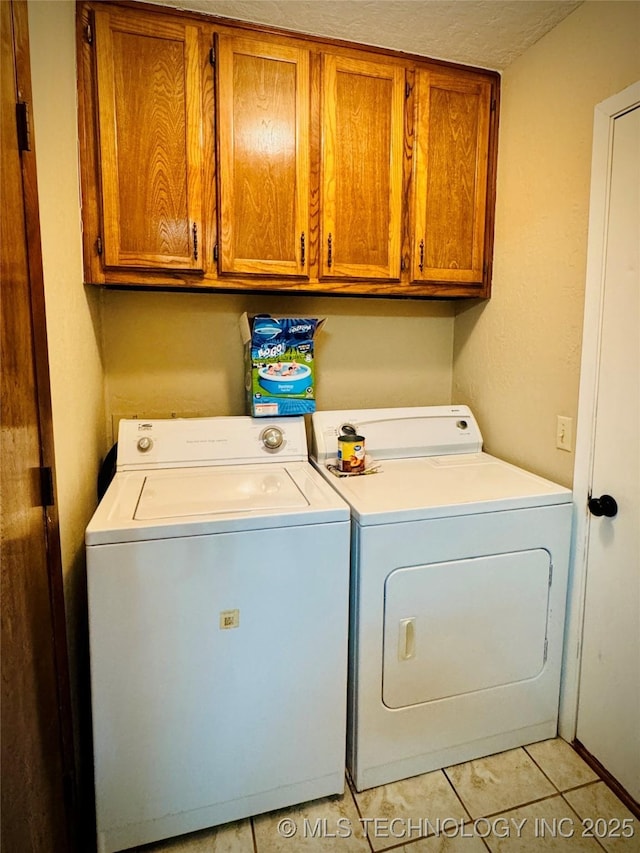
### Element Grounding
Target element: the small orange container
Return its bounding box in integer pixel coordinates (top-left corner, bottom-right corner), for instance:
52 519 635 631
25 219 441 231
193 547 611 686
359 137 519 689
337 434 366 473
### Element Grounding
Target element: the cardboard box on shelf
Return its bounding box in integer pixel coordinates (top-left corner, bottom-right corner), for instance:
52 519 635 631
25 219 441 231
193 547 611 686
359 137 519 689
240 314 326 417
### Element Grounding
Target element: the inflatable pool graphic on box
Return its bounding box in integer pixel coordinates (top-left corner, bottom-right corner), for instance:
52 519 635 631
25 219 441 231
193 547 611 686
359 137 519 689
240 314 326 417
258 361 312 394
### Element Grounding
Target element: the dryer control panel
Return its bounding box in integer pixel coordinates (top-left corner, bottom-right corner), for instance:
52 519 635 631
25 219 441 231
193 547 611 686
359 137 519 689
117 416 308 471
311 406 483 463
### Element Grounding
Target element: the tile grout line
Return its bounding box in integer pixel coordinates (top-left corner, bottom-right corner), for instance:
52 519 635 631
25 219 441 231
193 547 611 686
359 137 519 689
523 741 630 802
441 765 475 823
250 814 258 853
457 791 564 823
523 741 635 842
518 742 620 844
345 772 377 853
563 779 610 795
522 744 564 795
557 790 610 853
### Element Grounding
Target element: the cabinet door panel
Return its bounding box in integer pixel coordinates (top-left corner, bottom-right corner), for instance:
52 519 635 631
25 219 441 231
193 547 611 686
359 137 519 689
412 71 491 284
94 9 203 270
321 56 404 280
217 36 309 277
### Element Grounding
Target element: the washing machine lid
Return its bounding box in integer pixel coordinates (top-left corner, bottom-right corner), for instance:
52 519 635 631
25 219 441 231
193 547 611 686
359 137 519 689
135 466 308 520
314 453 572 525
86 461 349 545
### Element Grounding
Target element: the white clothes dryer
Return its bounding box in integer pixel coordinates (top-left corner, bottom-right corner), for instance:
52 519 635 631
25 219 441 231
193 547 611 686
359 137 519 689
86 416 350 853
311 406 572 792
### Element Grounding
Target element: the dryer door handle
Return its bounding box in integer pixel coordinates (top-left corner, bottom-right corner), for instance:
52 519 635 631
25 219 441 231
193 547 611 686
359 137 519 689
398 618 416 661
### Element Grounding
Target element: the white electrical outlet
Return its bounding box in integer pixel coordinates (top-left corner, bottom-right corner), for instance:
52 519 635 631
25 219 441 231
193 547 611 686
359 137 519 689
556 416 573 452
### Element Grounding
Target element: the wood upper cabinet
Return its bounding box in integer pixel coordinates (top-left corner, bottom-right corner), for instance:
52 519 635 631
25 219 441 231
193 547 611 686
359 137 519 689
93 6 204 270
77 1 499 295
410 69 492 286
216 35 310 277
320 55 405 280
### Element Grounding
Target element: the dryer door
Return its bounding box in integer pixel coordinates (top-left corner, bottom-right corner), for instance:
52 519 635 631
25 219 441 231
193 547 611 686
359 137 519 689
382 549 551 708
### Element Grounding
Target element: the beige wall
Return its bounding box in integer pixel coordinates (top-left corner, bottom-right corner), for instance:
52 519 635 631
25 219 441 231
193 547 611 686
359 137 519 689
103 291 454 441
28 0 106 789
452 1 640 487
28 0 105 582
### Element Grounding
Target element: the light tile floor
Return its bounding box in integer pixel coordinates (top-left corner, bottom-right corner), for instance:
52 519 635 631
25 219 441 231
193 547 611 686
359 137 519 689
136 740 638 852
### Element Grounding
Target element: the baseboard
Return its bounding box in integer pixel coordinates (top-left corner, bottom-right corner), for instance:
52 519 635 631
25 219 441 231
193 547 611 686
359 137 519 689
571 739 639 819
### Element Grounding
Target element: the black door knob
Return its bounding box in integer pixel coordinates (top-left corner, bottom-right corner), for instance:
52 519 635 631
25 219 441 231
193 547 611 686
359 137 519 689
588 494 618 518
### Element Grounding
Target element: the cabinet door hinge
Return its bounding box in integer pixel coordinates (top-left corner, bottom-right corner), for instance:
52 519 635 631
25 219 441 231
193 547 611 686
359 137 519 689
213 243 218 262
96 236 103 256
405 81 411 99
40 466 54 507
209 47 215 66
491 97 496 112
16 102 31 152
85 22 93 45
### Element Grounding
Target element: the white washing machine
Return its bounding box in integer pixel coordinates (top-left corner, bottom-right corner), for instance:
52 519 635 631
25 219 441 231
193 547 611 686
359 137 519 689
311 405 572 792
86 416 350 853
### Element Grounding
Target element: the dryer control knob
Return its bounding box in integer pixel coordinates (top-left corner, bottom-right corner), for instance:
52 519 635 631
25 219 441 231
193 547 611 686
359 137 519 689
137 437 153 452
261 427 284 450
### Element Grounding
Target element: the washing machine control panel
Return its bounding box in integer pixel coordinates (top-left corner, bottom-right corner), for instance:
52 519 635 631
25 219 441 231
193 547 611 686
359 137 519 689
117 416 307 471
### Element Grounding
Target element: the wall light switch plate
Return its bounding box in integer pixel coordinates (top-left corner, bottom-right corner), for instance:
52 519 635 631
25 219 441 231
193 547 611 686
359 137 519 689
556 415 573 452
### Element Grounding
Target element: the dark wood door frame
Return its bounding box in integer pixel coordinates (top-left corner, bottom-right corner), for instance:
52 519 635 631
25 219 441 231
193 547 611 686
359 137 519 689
1 1 77 849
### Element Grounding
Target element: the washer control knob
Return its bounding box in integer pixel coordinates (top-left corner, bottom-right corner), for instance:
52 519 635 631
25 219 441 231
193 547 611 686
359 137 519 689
261 427 284 450
137 436 153 452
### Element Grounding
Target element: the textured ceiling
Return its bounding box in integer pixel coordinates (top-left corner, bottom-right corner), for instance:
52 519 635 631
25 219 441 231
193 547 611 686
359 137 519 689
155 0 584 70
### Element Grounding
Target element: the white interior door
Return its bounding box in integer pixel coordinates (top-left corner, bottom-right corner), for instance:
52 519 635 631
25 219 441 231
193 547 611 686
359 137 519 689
571 90 639 802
